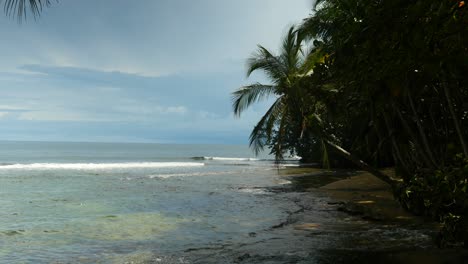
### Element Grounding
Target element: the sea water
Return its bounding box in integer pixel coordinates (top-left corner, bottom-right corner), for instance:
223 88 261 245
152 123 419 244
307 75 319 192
0 141 443 263
0 141 292 263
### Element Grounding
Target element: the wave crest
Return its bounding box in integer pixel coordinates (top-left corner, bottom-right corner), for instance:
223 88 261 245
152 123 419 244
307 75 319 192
0 162 204 170
192 156 259 161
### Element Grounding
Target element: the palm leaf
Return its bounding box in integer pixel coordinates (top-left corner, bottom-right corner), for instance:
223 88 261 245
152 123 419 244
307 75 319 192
232 83 276 116
271 108 289 160
246 45 286 82
265 97 285 141
249 98 284 155
3 0 53 22
280 26 302 74
234 23 311 157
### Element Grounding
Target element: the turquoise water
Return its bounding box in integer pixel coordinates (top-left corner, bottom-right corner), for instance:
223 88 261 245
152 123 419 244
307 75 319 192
0 141 291 263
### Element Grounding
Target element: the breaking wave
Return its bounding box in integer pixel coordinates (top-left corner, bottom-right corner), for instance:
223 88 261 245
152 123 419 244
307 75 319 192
0 162 205 170
192 156 260 161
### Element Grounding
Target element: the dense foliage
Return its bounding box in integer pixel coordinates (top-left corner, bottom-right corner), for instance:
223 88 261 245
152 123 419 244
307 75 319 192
234 0 468 246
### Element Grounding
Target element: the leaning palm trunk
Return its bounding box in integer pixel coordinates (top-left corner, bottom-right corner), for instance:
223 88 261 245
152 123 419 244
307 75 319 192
310 114 395 187
324 140 396 188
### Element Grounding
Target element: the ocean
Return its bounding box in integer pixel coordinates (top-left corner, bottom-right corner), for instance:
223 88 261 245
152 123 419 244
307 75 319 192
0 141 444 263
0 141 296 263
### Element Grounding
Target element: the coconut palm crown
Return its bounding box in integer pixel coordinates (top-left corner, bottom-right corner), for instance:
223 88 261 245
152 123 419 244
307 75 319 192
232 26 319 159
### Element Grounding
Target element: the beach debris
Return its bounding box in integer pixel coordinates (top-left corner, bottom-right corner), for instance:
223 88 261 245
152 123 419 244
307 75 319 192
294 223 320 230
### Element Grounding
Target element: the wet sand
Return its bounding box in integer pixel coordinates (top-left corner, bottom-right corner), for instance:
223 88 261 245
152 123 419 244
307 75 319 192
319 170 418 223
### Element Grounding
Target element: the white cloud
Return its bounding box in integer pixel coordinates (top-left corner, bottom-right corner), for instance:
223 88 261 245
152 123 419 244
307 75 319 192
164 106 187 114
18 110 105 122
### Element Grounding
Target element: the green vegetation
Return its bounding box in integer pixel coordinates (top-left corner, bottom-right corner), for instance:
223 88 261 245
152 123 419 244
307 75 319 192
234 0 468 247
232 25 319 160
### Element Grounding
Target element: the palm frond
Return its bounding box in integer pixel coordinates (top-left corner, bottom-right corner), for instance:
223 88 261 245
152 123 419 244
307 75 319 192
232 83 276 116
3 0 53 22
271 108 289 160
249 98 284 155
246 45 286 82
236 23 311 156
301 5 338 42
265 98 285 141
280 26 302 73
314 0 328 10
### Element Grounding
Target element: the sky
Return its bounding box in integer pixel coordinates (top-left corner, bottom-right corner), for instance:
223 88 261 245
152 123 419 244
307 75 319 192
0 0 312 144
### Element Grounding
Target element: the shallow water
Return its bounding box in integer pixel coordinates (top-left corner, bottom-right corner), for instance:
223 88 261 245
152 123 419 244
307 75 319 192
0 142 285 262
0 142 450 263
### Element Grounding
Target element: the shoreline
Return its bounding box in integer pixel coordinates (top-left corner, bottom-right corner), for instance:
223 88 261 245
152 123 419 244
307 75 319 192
184 168 468 263
290 169 427 223
274 168 468 264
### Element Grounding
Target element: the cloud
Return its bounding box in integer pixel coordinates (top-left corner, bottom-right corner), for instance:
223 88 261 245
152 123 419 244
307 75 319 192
0 59 276 143
164 106 187 114
0 0 311 143
16 64 245 113
0 0 312 75
18 110 101 122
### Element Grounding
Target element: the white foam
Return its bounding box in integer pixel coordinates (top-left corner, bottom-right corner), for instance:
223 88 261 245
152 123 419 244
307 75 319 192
278 164 300 168
0 162 205 170
149 172 205 179
287 155 302 160
276 179 292 185
237 188 268 194
149 170 236 179
203 157 259 161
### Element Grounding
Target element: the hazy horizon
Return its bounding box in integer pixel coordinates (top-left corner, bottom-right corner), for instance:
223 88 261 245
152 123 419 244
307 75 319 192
0 139 252 146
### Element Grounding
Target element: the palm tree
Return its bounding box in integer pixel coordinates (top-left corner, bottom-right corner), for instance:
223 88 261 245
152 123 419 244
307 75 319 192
233 24 395 185
3 0 53 22
232 26 316 160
